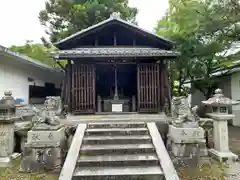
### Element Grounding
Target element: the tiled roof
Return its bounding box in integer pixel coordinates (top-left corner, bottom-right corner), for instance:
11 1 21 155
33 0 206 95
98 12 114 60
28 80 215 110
52 47 180 59
0 45 62 73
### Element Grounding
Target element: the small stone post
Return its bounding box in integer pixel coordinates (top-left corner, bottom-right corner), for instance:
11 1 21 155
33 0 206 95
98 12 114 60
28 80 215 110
202 89 239 162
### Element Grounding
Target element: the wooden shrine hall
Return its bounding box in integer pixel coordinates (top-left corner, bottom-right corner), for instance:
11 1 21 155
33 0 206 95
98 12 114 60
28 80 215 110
52 13 180 115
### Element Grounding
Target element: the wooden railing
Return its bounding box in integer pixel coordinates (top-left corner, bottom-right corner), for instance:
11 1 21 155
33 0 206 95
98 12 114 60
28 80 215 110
58 124 87 180
147 122 180 180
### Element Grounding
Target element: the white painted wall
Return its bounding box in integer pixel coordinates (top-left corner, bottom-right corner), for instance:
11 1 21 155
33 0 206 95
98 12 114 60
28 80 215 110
191 76 232 107
231 72 240 126
0 54 63 104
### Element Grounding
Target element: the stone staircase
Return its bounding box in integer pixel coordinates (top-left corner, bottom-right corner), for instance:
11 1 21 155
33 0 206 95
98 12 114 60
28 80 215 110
59 122 179 180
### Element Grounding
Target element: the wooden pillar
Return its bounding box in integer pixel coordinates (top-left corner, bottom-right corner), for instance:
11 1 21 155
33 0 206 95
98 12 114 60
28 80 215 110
113 31 119 100
67 60 72 113
164 60 171 113
97 95 102 112
113 65 119 100
159 61 165 111
61 69 68 105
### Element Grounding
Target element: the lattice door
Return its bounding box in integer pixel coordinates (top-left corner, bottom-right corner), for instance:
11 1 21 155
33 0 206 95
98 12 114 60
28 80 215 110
137 63 161 112
71 64 95 114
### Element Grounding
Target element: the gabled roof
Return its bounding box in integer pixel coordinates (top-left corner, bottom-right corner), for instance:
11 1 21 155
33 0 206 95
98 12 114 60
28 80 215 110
0 45 63 73
55 13 174 50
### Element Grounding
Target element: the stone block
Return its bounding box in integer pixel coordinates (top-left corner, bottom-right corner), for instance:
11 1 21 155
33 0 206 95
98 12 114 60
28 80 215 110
0 153 20 167
167 125 208 167
208 149 238 162
168 125 205 143
27 127 65 144
20 145 65 172
21 126 67 172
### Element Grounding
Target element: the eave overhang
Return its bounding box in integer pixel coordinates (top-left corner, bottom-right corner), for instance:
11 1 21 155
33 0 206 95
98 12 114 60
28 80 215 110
51 47 180 59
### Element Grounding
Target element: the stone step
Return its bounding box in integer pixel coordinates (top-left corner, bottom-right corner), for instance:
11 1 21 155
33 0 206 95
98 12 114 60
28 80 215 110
85 128 149 136
80 143 155 155
77 153 159 167
83 135 152 144
88 122 146 129
73 166 163 180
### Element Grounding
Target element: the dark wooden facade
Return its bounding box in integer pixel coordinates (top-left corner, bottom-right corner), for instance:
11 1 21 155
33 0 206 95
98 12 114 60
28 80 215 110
53 14 178 115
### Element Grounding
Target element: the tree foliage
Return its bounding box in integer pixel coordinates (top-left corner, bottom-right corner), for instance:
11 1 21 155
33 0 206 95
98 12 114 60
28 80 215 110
39 0 138 43
156 0 240 98
9 41 57 67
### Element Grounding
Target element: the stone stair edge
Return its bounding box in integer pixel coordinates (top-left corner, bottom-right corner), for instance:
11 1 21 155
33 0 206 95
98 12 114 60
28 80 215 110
83 135 151 140
85 127 148 132
78 153 158 161
73 165 163 177
88 122 146 125
81 143 154 150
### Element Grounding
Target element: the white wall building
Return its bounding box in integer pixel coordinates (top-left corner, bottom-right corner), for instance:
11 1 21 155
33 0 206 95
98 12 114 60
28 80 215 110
191 67 240 127
0 45 64 104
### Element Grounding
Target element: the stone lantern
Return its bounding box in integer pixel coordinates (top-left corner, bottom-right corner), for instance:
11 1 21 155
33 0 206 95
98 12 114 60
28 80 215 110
202 88 239 162
0 91 21 167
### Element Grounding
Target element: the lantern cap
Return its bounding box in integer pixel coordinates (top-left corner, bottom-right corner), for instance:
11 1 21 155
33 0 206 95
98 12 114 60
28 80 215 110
202 89 239 106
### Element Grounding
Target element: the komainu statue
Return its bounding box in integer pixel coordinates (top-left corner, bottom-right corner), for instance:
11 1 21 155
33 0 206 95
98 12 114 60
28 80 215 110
171 96 201 127
32 97 64 128
44 96 67 117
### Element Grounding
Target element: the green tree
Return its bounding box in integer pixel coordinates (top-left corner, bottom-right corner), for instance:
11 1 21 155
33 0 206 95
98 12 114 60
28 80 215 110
39 0 138 43
10 41 57 67
156 0 240 98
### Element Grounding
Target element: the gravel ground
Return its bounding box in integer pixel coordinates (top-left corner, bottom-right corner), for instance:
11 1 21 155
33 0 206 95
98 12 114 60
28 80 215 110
178 125 240 180
0 159 58 180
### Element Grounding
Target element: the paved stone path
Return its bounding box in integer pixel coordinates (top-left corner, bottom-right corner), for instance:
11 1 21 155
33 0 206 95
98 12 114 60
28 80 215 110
223 126 240 180
225 162 240 180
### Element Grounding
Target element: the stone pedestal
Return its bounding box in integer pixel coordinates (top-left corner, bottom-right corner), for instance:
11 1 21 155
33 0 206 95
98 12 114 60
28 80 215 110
167 125 208 167
207 113 238 162
20 125 67 172
14 121 33 152
0 119 20 167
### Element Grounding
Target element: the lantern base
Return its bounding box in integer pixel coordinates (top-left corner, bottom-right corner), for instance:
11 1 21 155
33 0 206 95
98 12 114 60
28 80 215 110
208 149 238 162
0 153 20 167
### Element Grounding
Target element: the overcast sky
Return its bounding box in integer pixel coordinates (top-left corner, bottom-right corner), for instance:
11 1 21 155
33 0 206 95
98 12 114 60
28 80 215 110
0 0 169 47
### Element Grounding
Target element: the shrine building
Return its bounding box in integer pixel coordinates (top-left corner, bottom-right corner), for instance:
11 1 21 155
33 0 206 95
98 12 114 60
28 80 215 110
52 13 180 115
